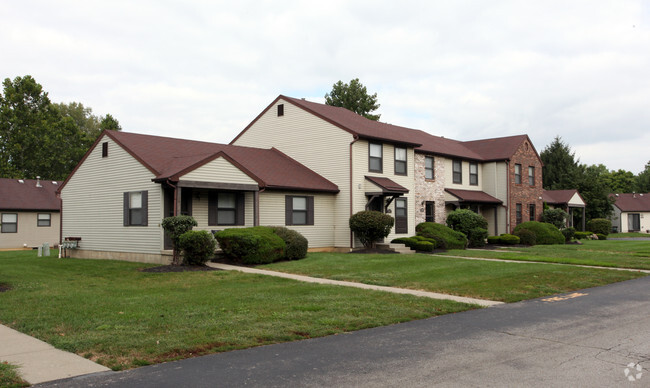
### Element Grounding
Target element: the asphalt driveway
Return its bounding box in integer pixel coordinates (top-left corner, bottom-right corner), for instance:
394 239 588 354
39 275 650 387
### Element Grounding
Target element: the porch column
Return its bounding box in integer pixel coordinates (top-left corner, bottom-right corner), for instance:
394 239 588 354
582 208 586 231
175 185 182 216
254 191 259 226
494 206 499 235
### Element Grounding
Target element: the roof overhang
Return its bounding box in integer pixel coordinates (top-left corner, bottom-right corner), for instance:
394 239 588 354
365 176 409 196
445 188 502 204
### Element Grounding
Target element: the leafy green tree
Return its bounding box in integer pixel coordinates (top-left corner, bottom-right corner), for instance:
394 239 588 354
100 113 122 131
540 136 579 190
576 164 614 221
55 102 101 140
324 78 381 120
637 161 650 192
603 169 636 193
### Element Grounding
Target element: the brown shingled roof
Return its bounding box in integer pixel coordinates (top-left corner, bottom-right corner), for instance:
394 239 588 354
610 193 650 212
0 178 61 211
543 189 582 205
365 176 409 194
235 95 534 162
445 188 502 204
61 131 338 194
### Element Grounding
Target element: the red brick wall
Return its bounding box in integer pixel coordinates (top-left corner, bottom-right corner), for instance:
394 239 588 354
509 139 543 233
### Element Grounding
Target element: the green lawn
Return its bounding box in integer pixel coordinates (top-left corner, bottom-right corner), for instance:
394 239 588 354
0 251 473 371
609 232 650 238
442 240 650 269
0 362 28 388
263 251 645 303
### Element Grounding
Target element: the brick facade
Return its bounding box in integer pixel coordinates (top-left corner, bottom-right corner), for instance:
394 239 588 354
508 140 543 232
414 153 446 225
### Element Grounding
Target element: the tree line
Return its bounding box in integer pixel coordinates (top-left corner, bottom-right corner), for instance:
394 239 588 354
541 136 650 221
0 75 121 181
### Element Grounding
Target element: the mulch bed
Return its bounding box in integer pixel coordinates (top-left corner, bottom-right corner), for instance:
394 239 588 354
139 265 221 273
0 283 12 292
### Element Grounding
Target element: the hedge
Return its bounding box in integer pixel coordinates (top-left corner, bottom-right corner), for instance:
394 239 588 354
391 236 436 252
487 234 520 245
415 222 467 250
178 230 217 265
586 218 611 235
574 231 591 240
513 221 565 245
270 226 308 260
215 226 285 264
596 233 607 240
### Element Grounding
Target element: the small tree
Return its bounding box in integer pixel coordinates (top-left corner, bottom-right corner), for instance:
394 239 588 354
349 211 394 249
161 215 197 265
541 208 568 229
178 230 216 265
446 209 488 248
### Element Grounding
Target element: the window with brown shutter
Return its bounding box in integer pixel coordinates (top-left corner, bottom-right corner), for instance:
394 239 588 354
285 195 314 225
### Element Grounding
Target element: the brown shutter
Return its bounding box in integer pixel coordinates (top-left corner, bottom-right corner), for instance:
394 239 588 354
123 192 129 226
285 195 292 225
307 196 314 225
208 192 217 226
236 193 245 225
141 191 148 226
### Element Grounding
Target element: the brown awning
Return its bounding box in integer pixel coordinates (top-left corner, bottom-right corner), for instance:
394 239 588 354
445 188 502 204
365 176 409 195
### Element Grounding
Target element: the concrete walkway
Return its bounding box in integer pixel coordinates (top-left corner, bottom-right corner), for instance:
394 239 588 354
207 262 503 307
0 324 111 385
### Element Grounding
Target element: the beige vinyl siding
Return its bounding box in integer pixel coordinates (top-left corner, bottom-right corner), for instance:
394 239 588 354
620 212 650 233
0 211 60 249
180 157 257 185
352 141 416 244
444 158 483 190
188 190 254 231
60 136 162 254
258 190 336 248
232 98 352 247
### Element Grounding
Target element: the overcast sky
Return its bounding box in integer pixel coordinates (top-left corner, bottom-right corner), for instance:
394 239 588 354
2 1 649 173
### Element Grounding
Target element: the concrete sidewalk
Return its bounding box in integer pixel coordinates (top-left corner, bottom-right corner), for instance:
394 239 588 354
0 324 111 385
207 262 503 307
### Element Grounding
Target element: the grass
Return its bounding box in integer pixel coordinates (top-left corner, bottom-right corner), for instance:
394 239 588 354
609 232 650 238
0 362 28 388
0 251 473 371
263 252 646 303
444 240 650 269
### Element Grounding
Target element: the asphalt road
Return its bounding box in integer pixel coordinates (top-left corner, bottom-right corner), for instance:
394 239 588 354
40 275 650 387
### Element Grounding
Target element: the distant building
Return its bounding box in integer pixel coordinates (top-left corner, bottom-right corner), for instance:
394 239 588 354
0 178 61 249
610 193 650 233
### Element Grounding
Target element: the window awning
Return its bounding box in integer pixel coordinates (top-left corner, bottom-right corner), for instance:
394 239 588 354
445 188 502 204
364 176 409 196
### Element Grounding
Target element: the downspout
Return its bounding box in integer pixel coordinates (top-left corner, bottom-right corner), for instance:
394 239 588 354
349 136 360 249
505 160 510 233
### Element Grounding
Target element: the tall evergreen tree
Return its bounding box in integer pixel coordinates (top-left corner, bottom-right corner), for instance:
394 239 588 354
325 78 381 120
637 161 650 193
540 136 579 190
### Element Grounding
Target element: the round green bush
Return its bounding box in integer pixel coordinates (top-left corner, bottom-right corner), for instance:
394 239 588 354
349 211 395 248
561 227 576 242
391 236 436 251
215 226 285 264
415 222 467 250
178 230 217 265
514 228 536 246
270 226 308 260
541 208 568 229
468 227 488 248
586 218 611 235
499 234 520 245
513 221 565 245
446 209 488 235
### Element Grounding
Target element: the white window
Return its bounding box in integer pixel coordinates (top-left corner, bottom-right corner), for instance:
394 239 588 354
217 192 237 225
394 147 407 175
1 213 17 233
37 213 51 227
425 156 434 180
369 143 383 172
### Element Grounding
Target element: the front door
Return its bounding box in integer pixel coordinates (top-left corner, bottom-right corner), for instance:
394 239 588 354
628 213 641 232
395 198 408 234
425 201 435 222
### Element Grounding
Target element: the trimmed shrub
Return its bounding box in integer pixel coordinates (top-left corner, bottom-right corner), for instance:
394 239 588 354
162 215 198 265
178 230 217 265
391 236 436 252
468 227 488 248
270 226 308 260
541 208 568 229
415 222 467 250
574 231 591 240
561 227 576 243
487 236 501 245
514 228 537 246
413 241 435 252
500 234 520 245
586 218 611 235
349 211 394 248
215 226 285 264
596 233 607 240
446 209 488 248
513 221 565 245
